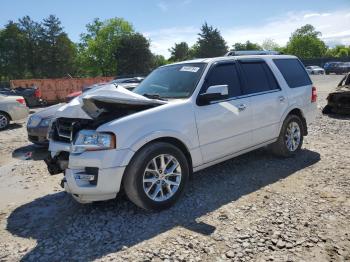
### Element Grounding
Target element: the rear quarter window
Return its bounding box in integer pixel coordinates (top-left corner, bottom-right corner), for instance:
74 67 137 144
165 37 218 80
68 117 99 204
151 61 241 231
273 58 312 88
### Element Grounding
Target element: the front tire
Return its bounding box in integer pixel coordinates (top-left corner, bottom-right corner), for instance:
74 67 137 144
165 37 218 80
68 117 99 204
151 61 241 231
0 112 10 130
123 142 190 211
270 115 304 157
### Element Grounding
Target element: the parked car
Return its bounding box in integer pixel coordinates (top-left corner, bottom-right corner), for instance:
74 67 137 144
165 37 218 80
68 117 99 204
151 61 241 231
45 55 317 210
0 86 45 107
65 78 144 102
110 77 144 87
305 66 325 75
324 62 340 74
324 62 350 74
0 94 29 130
27 103 64 145
334 62 350 74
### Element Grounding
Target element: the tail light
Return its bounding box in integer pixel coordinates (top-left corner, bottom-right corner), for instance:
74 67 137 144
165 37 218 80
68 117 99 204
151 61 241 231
34 88 41 98
311 86 317 103
16 98 26 106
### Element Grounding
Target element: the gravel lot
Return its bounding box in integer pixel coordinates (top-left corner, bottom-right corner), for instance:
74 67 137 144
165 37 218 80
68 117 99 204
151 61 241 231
0 75 349 262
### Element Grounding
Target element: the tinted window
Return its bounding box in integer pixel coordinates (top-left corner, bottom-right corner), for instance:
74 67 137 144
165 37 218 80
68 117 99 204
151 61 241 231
205 63 242 97
239 61 279 94
273 59 312 88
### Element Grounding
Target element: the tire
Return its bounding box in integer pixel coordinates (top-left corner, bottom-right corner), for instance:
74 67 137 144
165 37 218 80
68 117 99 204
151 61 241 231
0 112 10 130
322 105 332 114
123 142 190 211
270 114 304 157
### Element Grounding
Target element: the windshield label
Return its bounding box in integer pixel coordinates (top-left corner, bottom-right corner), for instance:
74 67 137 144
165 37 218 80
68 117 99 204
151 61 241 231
180 66 200 73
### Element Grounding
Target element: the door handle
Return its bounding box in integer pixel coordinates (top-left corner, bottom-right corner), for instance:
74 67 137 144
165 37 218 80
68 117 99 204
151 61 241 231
237 104 247 112
278 96 286 102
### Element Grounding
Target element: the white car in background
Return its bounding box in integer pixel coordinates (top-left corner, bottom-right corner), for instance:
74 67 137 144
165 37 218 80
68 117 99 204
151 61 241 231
0 94 29 130
46 55 317 211
306 66 325 75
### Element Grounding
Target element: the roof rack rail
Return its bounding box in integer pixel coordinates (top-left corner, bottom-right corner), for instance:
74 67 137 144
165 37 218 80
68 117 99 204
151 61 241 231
225 50 281 56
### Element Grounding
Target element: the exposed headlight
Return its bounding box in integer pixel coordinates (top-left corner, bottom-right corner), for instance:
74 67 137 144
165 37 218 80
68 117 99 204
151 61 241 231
71 130 116 154
27 115 41 128
39 118 52 127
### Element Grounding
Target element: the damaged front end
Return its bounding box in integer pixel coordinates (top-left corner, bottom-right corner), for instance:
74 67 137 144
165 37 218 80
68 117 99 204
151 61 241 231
323 73 350 115
45 84 166 175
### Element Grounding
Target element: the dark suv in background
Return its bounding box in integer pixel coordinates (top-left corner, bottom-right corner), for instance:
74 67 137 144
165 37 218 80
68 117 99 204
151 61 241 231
324 62 350 75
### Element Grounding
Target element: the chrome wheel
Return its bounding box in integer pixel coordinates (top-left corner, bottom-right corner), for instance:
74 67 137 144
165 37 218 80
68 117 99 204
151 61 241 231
0 114 9 129
285 121 301 152
143 154 182 202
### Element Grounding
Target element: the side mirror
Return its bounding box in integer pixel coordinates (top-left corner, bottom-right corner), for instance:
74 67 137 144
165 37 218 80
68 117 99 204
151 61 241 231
197 85 228 105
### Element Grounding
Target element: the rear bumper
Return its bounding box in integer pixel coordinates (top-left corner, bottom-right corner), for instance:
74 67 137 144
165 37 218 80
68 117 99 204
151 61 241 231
9 105 29 121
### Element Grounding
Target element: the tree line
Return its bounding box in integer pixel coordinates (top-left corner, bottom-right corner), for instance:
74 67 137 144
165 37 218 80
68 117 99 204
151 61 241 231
0 16 349 81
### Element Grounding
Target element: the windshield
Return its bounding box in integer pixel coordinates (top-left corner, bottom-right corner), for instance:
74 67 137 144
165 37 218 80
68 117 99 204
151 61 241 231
133 63 206 99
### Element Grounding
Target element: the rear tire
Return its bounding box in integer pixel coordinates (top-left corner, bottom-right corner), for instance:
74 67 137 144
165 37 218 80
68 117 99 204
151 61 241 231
270 115 304 157
0 112 10 130
123 142 190 211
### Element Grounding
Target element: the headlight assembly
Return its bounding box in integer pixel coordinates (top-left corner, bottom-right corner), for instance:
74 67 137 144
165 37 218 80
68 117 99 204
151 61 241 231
27 115 41 128
71 130 116 154
39 118 52 127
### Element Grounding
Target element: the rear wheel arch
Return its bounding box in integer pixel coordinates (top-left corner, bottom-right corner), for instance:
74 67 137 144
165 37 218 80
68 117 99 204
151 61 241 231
280 108 307 136
287 108 307 136
0 110 11 121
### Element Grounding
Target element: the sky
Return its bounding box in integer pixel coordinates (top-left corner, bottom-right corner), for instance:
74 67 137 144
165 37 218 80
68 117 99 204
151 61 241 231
1 0 350 58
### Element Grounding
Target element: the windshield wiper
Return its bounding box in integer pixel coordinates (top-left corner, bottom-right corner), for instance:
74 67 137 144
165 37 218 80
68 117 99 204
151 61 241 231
143 93 167 101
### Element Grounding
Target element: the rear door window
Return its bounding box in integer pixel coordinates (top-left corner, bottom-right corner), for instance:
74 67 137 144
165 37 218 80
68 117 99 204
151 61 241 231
204 63 242 98
238 60 280 95
273 58 312 88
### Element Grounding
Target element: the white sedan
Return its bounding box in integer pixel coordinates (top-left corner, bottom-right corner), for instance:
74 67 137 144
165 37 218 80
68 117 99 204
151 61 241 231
0 94 29 130
306 66 325 75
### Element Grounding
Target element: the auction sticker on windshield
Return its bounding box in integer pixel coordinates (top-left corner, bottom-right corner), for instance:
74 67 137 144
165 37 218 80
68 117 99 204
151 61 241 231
180 66 200 73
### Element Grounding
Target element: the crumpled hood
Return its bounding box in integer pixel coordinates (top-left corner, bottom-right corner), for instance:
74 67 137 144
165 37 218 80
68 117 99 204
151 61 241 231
55 84 167 119
35 103 65 119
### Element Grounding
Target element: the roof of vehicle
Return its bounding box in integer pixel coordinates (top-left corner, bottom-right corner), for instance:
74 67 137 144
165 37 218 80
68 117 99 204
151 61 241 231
167 55 298 66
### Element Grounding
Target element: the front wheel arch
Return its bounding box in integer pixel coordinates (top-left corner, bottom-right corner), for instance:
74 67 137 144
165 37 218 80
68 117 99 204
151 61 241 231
122 141 190 210
121 137 193 191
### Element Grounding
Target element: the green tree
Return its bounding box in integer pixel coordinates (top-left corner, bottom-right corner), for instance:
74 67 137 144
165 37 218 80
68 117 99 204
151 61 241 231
114 33 153 75
325 45 350 57
261 38 279 50
18 16 44 78
337 48 349 57
78 18 134 76
0 21 26 80
40 15 77 78
194 23 228 58
233 40 261 51
152 54 167 68
169 42 190 61
285 24 327 58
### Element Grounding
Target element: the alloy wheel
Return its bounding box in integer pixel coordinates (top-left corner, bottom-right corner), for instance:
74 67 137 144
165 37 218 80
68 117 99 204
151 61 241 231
143 154 182 202
285 121 301 152
0 114 9 129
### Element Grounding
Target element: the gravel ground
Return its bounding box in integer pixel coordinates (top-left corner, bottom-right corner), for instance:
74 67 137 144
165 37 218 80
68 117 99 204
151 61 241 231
0 75 349 262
